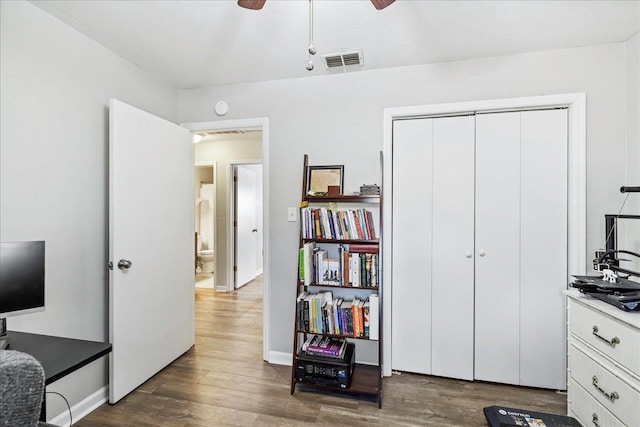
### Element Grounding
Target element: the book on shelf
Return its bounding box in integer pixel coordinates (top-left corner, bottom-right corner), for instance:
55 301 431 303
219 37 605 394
352 298 361 337
301 334 347 359
363 301 370 337
338 245 349 287
296 291 307 330
342 300 353 336
368 294 379 340
298 248 304 282
348 243 379 253
314 249 326 284
314 209 322 239
300 242 316 285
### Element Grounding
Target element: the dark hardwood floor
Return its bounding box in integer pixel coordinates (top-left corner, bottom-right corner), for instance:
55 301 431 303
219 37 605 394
78 277 567 426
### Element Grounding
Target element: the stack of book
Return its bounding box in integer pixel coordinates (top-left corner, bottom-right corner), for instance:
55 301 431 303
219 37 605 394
296 291 379 339
301 334 347 359
298 242 379 287
301 207 376 240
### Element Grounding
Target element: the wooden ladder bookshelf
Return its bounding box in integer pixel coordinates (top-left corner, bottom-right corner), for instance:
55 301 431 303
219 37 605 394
289 153 383 408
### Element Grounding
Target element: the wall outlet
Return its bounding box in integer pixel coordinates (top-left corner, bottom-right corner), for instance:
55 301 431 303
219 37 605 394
287 207 297 222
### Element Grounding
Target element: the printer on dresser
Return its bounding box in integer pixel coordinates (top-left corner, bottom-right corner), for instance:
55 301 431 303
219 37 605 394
567 290 640 426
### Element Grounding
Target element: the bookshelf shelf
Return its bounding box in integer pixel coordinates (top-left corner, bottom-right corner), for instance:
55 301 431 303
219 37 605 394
298 282 379 291
290 153 383 408
294 363 380 396
304 194 380 203
302 238 379 244
294 330 379 340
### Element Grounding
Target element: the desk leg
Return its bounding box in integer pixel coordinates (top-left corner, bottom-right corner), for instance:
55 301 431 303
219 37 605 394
40 390 46 422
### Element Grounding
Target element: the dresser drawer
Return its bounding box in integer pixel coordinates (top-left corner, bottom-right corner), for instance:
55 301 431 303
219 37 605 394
570 344 640 426
569 378 625 427
570 300 640 375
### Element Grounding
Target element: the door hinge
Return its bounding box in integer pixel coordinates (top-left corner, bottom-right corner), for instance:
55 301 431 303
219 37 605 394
233 220 237 227
108 261 113 270
233 265 238 272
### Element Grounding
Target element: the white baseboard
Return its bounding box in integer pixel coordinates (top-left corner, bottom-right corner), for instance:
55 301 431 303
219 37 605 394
268 351 292 366
49 386 108 426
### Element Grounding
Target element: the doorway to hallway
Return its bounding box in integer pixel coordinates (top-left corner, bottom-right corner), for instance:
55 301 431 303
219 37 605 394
184 117 270 362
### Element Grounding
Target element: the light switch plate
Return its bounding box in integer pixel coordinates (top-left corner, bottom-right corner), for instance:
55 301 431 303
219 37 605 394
287 207 297 222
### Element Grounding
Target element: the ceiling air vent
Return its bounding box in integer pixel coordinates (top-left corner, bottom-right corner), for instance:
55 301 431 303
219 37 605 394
322 50 364 70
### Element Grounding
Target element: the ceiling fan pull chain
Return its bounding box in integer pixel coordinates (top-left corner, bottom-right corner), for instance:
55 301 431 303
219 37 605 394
306 0 315 71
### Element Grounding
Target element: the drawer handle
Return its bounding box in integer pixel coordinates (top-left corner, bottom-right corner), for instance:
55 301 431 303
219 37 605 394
592 326 621 347
592 375 620 402
592 413 599 427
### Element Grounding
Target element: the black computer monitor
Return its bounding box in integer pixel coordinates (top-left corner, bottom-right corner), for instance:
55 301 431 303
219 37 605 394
0 241 45 323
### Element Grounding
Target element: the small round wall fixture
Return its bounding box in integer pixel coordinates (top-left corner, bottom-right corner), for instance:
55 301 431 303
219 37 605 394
214 100 229 116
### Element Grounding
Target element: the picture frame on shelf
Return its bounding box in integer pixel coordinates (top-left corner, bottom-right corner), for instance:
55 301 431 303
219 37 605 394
306 165 344 195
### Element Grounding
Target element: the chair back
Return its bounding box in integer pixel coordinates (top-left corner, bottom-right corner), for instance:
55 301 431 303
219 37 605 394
0 350 46 427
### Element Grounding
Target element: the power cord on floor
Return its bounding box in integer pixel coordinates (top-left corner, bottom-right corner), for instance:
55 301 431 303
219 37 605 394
45 391 72 426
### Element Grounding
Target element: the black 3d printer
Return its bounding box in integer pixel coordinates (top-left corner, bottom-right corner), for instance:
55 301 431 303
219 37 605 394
572 186 640 311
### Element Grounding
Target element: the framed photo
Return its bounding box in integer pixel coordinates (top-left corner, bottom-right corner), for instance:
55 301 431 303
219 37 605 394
306 165 344 195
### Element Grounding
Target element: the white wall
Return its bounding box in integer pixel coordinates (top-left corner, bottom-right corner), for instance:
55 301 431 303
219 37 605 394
0 1 178 421
179 42 633 358
194 133 262 291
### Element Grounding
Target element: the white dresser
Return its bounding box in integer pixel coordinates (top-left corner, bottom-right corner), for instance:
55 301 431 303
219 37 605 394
567 290 640 426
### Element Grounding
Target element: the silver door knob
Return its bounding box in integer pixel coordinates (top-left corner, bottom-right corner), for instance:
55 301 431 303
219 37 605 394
465 252 472 258
118 259 132 270
478 250 486 257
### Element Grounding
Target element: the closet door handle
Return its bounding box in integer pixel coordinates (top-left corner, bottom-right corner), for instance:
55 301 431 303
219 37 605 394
465 252 472 259
478 250 486 257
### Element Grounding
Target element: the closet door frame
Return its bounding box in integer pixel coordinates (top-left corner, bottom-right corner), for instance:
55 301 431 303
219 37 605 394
382 93 586 377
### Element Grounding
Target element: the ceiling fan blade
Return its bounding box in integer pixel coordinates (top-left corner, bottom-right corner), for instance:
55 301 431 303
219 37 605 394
238 0 266 10
370 0 395 10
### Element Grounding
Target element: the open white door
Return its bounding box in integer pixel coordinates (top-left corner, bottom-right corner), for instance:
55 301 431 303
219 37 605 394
235 165 257 288
109 99 192 403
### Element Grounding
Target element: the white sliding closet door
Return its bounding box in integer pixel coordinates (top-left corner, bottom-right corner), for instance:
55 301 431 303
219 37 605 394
431 116 475 380
391 116 475 380
519 110 567 389
474 112 522 385
391 118 433 374
474 109 568 389
392 109 567 390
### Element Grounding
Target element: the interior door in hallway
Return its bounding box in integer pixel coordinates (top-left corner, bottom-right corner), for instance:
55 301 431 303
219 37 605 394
235 164 259 288
109 99 192 403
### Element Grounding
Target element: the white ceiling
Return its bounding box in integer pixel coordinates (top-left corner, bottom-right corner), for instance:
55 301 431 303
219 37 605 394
30 0 639 89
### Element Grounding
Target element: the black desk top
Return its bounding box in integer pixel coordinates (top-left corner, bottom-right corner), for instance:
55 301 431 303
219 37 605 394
6 331 112 385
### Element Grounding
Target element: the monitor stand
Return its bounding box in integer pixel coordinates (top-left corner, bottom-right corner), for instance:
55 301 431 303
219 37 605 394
0 318 8 349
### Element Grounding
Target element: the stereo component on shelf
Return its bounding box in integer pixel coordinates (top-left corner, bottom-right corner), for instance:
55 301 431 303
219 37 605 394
295 342 355 389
